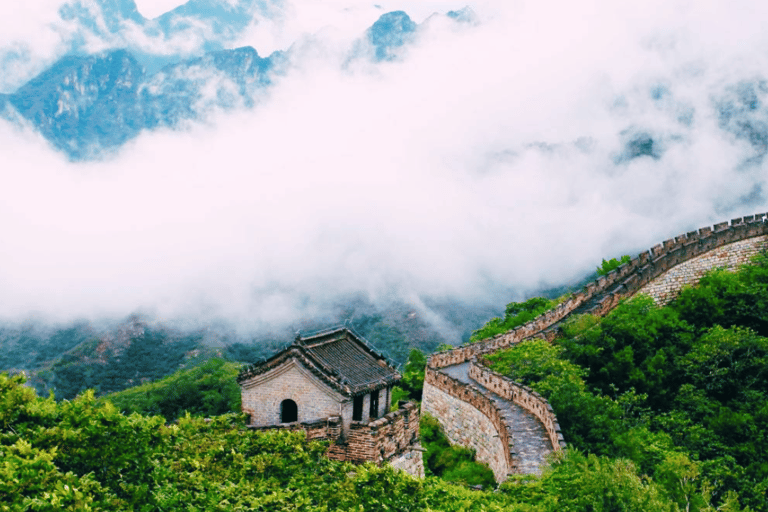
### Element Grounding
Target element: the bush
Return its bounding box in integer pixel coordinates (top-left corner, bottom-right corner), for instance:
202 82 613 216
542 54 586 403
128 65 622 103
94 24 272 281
420 413 496 488
102 358 241 421
597 255 631 276
471 296 568 342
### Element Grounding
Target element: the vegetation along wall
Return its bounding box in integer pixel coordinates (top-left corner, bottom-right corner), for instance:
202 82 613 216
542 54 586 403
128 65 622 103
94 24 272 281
423 368 512 482
469 358 566 452
422 212 768 482
639 234 768 304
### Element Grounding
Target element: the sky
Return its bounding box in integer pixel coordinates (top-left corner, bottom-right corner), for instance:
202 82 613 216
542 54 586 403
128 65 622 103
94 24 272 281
1 0 768 333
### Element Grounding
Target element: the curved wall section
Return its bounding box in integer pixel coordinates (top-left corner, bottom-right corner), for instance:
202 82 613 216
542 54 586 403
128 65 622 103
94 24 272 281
638 235 768 304
470 359 566 452
423 368 512 482
423 212 768 480
428 212 768 370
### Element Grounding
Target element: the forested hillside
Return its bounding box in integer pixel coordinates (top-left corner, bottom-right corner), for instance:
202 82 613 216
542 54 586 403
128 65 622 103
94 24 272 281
485 252 768 511
0 296 494 402
3 255 767 510
100 358 242 421
3 254 767 510
1 371 691 511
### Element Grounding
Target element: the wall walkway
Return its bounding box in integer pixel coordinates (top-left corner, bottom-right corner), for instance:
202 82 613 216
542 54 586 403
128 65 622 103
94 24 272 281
422 213 768 482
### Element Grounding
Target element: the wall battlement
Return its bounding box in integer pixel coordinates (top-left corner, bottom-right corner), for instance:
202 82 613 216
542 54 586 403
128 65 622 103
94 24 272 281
423 213 768 482
423 368 513 481
428 212 768 369
249 401 423 477
470 358 566 452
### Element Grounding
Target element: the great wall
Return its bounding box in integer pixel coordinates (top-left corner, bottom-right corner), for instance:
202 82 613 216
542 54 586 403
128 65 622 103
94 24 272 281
421 213 768 482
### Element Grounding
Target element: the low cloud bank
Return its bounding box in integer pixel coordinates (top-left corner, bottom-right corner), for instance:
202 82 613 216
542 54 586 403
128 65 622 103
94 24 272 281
2 0 768 334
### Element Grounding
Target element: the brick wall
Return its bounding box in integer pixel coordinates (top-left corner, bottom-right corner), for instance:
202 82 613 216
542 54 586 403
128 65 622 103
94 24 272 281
422 213 768 483
251 402 423 479
428 213 768 370
638 235 768 304
241 359 347 427
339 401 421 464
423 369 512 482
470 359 566 451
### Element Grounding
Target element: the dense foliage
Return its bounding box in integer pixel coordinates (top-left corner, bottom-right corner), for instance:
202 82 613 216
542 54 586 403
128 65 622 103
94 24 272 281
101 358 242 421
5 254 767 510
1 371 685 511
420 413 496 488
470 296 566 342
45 328 203 400
486 252 768 511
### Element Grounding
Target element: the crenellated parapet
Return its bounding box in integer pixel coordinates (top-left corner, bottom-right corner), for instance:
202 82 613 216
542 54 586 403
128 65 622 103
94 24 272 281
248 401 423 477
423 367 514 480
423 213 768 481
428 212 768 369
470 358 566 452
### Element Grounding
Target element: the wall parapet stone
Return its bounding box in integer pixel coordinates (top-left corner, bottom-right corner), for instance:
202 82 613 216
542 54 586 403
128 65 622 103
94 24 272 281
248 401 421 470
470 358 566 451
428 212 768 370
425 368 514 471
423 368 513 481
422 212 768 480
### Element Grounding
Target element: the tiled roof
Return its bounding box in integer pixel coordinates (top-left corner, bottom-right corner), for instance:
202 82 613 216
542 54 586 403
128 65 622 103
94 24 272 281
237 327 400 396
303 329 398 391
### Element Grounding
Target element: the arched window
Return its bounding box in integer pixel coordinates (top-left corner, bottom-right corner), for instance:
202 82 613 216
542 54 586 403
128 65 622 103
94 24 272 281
280 399 298 423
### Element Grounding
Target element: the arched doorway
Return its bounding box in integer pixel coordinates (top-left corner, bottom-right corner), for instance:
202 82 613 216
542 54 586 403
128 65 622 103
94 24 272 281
280 399 298 423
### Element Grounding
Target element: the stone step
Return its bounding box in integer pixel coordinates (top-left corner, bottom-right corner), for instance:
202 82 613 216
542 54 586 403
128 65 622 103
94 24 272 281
439 362 553 475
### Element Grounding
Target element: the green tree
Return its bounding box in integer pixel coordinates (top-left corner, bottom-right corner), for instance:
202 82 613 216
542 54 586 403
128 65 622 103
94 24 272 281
597 255 631 276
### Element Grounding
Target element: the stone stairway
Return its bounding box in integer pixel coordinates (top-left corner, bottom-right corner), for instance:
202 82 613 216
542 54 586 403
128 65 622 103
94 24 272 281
440 362 553 475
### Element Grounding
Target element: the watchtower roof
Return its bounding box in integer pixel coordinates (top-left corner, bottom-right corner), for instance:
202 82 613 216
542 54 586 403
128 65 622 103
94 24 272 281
237 326 400 396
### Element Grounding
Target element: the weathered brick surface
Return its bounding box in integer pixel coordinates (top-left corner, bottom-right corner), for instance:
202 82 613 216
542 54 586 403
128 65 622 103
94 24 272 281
423 371 511 482
388 447 425 478
422 213 768 483
249 402 423 478
241 359 348 427
639 235 768 304
470 360 566 451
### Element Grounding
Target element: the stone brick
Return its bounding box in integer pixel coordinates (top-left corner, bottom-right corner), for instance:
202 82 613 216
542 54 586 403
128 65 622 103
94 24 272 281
422 377 510 482
639 235 768 305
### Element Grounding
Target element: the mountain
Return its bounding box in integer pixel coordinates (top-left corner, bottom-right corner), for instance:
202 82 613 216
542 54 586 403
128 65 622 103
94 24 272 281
367 11 418 62
8 50 145 159
2 46 280 159
0 294 498 400
156 0 269 40
58 0 270 52
0 8 474 159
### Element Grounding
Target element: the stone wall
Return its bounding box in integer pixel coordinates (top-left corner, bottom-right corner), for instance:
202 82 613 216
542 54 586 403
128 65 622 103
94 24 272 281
336 401 421 465
422 213 768 483
426 293 585 369
470 359 566 451
639 235 768 304
388 447 425 478
241 359 347 427
428 213 768 370
249 401 423 478
423 368 512 482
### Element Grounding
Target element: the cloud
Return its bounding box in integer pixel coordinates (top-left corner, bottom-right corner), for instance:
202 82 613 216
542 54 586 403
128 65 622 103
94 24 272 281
2 0 768 334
